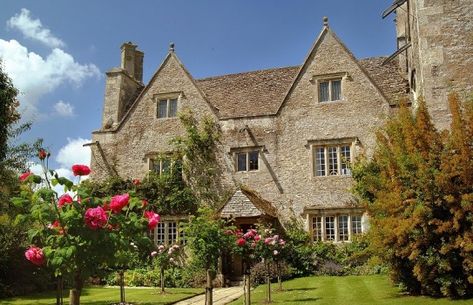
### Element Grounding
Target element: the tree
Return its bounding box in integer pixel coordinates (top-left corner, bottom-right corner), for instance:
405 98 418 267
352 95 473 297
0 60 44 298
186 209 234 305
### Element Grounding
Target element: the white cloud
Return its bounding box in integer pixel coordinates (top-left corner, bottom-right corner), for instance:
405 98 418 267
56 137 91 169
0 39 100 120
7 8 65 48
54 100 74 117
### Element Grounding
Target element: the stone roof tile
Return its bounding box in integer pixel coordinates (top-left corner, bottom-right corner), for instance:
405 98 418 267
195 57 408 118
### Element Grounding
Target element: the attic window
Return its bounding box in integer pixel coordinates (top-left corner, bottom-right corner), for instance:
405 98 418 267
319 79 342 102
157 98 178 118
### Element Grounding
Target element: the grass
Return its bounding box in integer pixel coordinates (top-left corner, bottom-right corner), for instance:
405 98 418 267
0 287 203 305
228 275 473 305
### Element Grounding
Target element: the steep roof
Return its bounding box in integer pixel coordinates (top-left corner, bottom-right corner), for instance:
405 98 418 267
196 56 407 119
196 66 299 119
219 187 278 218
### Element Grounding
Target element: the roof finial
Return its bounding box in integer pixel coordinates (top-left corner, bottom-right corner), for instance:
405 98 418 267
323 16 329 27
169 42 175 52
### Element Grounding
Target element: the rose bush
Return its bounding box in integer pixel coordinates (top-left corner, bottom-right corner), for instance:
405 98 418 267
12 152 158 305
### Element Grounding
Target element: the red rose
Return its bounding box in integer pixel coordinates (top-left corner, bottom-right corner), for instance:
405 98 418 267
38 149 48 160
19 172 32 182
58 194 73 208
144 211 160 230
25 246 45 266
109 194 130 213
132 179 141 186
236 238 246 247
72 164 91 176
141 199 148 208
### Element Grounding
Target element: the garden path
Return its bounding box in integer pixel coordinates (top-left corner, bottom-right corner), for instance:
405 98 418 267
173 287 243 305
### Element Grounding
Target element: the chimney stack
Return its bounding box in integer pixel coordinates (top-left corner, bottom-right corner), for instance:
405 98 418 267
120 42 144 83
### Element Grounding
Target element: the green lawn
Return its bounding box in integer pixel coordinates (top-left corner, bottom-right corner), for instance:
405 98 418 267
228 275 473 305
0 287 203 305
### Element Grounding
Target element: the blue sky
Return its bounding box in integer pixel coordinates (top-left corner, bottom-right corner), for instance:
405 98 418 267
0 0 396 179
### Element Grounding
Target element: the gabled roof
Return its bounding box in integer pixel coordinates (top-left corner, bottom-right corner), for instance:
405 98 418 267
195 56 407 119
196 66 299 119
219 187 278 218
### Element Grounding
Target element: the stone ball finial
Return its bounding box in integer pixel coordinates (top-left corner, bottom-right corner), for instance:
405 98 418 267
169 42 175 52
323 16 329 27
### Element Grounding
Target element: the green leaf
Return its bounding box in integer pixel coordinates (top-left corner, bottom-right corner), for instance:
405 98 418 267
11 197 27 208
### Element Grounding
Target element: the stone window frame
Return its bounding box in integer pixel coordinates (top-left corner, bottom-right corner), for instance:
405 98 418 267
145 152 181 176
153 215 188 246
307 209 365 243
308 138 356 178
154 92 182 119
311 72 349 104
230 146 262 173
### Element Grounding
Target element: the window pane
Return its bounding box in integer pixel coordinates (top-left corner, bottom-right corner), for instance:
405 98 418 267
352 215 362 235
325 216 335 241
168 222 177 244
319 81 329 102
248 151 259 171
312 216 322 241
328 146 338 175
331 80 341 101
151 159 161 174
315 147 326 176
338 215 349 241
341 145 351 175
161 159 171 173
156 222 165 245
158 100 167 118
169 99 178 117
237 153 247 171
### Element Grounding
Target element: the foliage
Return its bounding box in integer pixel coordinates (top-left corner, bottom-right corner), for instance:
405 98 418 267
352 95 473 297
12 155 155 304
0 60 44 298
250 261 293 286
172 110 225 207
185 208 234 271
283 221 318 276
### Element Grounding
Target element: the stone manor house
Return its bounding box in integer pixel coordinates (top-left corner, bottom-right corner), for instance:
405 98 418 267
89 0 473 249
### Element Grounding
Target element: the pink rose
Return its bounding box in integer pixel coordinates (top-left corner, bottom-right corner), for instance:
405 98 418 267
279 239 286 246
144 211 160 230
110 194 130 213
151 251 158 257
236 238 246 246
84 206 108 230
72 164 91 176
264 237 273 245
19 172 32 182
25 246 45 266
58 194 73 208
254 234 261 242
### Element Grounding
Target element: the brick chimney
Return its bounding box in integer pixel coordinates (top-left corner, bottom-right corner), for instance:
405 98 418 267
101 42 144 129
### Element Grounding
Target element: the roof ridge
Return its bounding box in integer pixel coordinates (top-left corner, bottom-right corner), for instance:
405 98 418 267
196 65 300 81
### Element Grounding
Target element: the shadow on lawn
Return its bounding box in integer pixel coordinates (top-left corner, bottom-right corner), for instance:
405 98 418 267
283 287 317 292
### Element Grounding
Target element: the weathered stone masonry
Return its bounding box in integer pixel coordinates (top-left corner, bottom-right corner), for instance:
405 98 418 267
91 1 473 242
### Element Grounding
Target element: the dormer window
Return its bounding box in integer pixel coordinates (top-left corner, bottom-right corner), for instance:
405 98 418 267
157 98 178 118
319 78 342 102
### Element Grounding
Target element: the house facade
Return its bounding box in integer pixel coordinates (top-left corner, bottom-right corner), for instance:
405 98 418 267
90 1 472 244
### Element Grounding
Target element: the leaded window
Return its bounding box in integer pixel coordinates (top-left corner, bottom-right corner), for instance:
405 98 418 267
314 144 351 177
319 79 342 102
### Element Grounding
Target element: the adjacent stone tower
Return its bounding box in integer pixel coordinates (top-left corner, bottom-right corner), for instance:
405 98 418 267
388 0 473 130
101 42 144 129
